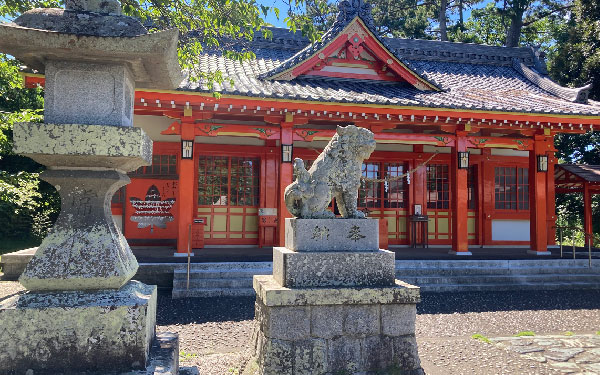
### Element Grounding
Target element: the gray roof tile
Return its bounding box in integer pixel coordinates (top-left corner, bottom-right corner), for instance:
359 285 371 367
178 1 599 117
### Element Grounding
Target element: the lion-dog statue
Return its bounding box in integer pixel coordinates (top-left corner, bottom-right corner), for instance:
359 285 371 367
284 125 376 219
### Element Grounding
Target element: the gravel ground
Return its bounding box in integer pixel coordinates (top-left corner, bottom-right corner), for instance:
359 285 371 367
1 282 600 375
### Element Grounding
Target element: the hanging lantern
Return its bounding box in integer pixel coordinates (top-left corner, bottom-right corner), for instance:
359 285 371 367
181 139 194 159
282 144 293 163
457 151 470 169
537 154 548 172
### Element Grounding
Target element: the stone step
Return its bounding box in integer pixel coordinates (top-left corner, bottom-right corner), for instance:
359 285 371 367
418 281 600 293
395 258 599 269
399 273 600 285
171 287 256 298
173 277 254 289
174 262 273 271
173 268 271 279
396 266 600 277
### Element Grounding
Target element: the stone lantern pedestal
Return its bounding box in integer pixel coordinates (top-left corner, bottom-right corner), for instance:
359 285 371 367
0 2 182 373
251 218 424 375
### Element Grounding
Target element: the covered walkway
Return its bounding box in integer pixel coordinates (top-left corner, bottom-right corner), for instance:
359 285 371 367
555 164 600 246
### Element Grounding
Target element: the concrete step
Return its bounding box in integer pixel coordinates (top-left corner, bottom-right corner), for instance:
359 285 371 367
173 277 254 289
173 268 271 279
172 287 255 298
418 281 600 293
396 266 600 277
400 273 600 285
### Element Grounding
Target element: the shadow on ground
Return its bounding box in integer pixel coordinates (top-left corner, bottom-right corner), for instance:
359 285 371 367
417 290 600 314
156 289 600 324
157 294 255 325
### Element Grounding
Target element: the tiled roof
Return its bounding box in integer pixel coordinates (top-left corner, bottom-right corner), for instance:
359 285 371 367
557 164 600 183
178 1 600 117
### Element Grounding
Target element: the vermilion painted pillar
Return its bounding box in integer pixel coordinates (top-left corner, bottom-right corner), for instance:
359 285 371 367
450 132 471 255
410 146 426 245
481 149 494 245
546 151 557 245
528 136 549 255
176 120 196 256
277 121 294 246
583 182 593 247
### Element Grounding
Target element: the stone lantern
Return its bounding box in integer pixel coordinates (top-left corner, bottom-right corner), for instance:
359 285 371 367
0 0 183 373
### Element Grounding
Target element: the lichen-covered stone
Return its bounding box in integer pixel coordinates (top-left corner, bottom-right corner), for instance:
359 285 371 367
19 169 138 291
0 23 182 89
258 336 293 375
257 302 311 340
343 305 380 336
381 304 417 336
44 60 135 126
11 7 147 36
252 276 424 375
13 122 152 171
284 125 376 219
253 275 421 307
392 335 424 374
284 218 379 252
0 281 156 374
293 338 327 375
273 247 394 288
66 0 122 15
363 335 394 371
310 306 344 339
328 336 363 373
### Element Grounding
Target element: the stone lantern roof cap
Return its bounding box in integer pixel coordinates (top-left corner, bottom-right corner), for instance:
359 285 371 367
0 6 183 89
11 8 148 37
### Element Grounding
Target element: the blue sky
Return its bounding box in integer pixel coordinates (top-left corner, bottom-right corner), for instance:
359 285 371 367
255 0 495 29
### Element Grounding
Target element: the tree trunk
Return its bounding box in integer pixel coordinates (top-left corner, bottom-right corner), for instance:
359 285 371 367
505 11 524 47
459 0 464 29
439 0 448 41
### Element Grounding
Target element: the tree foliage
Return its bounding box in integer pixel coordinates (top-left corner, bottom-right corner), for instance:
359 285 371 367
0 56 59 242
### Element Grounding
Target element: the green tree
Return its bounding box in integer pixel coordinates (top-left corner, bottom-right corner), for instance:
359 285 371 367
0 56 59 248
452 1 565 49
550 0 600 239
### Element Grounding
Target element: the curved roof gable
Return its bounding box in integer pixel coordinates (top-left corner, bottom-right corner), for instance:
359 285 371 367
260 0 440 92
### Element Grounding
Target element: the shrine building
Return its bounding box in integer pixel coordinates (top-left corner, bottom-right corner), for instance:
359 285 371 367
24 0 600 256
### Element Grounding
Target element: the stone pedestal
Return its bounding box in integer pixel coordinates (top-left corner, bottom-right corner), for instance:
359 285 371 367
252 218 424 375
252 276 423 375
0 281 157 374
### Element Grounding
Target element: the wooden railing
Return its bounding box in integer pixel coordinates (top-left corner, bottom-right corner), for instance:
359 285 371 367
553 225 597 267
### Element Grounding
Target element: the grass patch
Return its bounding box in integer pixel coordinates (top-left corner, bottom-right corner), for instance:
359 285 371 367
179 350 198 362
471 333 492 343
563 331 574 336
596 331 600 336
228 368 240 375
514 331 535 337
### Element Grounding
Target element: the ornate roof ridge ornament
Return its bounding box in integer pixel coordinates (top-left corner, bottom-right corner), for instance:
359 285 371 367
336 0 376 29
337 0 374 28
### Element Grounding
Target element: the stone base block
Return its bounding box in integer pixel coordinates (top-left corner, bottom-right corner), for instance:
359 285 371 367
273 247 395 288
0 281 157 374
285 218 379 252
252 275 423 375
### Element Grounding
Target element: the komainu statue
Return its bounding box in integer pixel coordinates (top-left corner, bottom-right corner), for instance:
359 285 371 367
284 125 376 219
